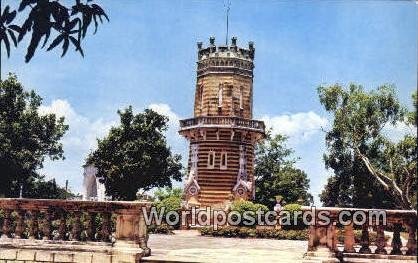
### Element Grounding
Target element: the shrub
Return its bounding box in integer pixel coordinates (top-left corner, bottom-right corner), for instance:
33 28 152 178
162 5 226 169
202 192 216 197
155 196 181 214
281 203 305 230
153 188 182 229
199 226 308 240
230 200 269 227
148 224 174 235
231 199 269 214
200 226 214 236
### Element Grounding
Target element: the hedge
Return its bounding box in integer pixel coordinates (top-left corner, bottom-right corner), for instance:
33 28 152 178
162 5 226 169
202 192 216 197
200 226 308 240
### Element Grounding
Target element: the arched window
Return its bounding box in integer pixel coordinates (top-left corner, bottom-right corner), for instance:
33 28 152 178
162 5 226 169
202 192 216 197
218 84 223 108
199 85 204 112
207 151 215 169
239 86 244 110
220 152 227 170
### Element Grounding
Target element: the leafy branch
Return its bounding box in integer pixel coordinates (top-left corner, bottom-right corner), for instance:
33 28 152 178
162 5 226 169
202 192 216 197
0 0 109 63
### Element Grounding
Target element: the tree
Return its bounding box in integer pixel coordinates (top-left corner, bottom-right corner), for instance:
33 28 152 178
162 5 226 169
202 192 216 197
154 187 183 202
153 187 183 215
87 107 183 201
255 133 313 208
0 74 68 197
23 177 75 199
319 84 416 210
0 0 108 64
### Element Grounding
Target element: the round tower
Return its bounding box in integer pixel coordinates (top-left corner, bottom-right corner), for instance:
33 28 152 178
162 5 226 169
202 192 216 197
179 37 265 207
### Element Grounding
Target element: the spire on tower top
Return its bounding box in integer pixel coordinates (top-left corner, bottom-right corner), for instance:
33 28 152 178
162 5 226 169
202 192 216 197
224 0 231 46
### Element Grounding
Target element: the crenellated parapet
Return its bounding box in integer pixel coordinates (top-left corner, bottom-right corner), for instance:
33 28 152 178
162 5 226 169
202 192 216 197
196 37 255 78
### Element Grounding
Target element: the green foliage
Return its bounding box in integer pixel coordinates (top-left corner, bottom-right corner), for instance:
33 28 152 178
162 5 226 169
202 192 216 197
148 224 175 235
155 196 182 214
0 74 68 197
282 203 301 212
154 187 183 202
230 199 269 214
88 108 183 200
153 187 182 229
281 203 305 230
200 226 308 240
0 0 108 63
319 84 416 209
23 177 74 199
255 133 313 208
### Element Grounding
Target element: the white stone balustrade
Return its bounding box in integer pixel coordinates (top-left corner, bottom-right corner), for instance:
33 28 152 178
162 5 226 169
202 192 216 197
302 206 417 262
179 116 265 133
0 198 151 263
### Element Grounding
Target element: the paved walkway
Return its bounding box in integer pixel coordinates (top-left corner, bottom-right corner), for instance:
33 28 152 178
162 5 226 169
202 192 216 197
144 230 307 263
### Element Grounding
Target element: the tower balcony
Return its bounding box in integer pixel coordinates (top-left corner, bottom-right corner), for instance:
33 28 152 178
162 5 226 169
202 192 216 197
179 116 265 134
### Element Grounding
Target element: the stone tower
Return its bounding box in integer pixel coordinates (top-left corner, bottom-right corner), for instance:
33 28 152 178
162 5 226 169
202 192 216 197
179 37 265 207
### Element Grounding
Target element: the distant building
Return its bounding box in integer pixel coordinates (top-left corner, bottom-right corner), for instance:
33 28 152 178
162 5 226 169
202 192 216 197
179 37 265 207
82 164 106 201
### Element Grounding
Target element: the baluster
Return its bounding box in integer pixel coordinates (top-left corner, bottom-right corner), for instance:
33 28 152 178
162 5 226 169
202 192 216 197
86 212 97 241
343 222 355 253
14 210 25 239
375 224 387 254
42 210 52 240
101 212 111 242
58 211 66 240
359 224 371 253
307 225 315 251
390 223 402 255
71 211 82 241
1 209 12 238
406 219 417 255
29 210 39 239
138 212 151 256
326 223 337 252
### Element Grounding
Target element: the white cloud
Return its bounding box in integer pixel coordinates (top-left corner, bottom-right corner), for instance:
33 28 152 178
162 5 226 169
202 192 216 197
38 99 116 193
261 111 328 143
39 99 117 151
383 121 416 142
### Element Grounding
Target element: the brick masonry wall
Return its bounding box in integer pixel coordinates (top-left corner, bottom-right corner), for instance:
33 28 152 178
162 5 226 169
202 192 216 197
194 74 253 119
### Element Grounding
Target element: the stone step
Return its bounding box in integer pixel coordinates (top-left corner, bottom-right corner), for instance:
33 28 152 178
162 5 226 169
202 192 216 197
198 176 236 181
142 258 197 263
199 196 229 201
199 192 230 195
200 189 233 194
199 184 234 189
198 178 241 183
199 186 234 190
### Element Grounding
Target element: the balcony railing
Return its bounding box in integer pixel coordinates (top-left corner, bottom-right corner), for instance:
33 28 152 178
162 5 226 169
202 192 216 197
179 116 265 133
302 206 417 262
0 198 151 262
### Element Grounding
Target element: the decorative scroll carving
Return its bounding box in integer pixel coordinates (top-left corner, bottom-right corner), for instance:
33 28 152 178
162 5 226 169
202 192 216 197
184 144 201 199
233 145 252 199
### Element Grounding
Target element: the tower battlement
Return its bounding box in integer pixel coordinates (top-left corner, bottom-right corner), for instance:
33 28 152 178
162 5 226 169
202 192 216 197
197 37 255 61
179 36 265 208
197 37 255 78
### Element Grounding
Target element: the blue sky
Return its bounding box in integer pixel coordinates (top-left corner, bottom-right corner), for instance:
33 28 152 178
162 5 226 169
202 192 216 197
1 0 417 204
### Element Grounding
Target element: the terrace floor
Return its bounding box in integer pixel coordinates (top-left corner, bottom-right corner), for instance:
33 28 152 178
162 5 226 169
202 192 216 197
143 230 307 263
